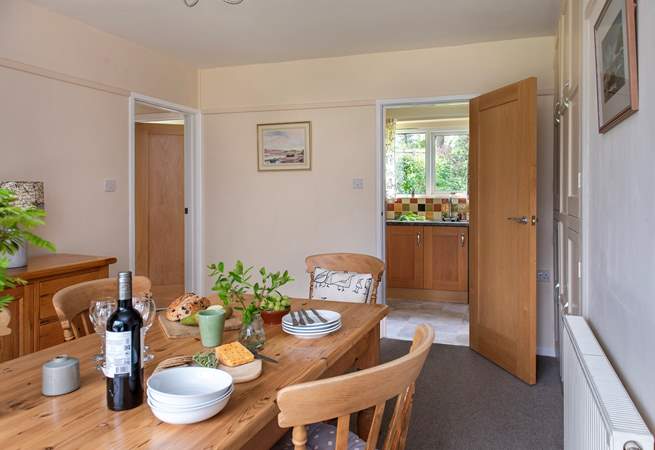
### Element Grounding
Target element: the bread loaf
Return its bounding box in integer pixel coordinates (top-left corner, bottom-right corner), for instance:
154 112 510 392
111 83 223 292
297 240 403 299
165 293 210 321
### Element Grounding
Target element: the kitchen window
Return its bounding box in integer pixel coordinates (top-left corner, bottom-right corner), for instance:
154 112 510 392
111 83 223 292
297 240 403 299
390 130 469 196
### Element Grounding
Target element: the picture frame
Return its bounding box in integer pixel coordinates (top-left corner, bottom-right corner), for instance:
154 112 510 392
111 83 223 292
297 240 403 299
257 122 312 171
594 0 638 133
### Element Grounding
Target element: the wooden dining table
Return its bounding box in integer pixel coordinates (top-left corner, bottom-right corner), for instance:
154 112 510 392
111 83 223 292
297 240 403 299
0 298 388 449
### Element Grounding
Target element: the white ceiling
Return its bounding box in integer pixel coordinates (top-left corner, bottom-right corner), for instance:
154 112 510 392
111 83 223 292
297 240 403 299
27 0 559 68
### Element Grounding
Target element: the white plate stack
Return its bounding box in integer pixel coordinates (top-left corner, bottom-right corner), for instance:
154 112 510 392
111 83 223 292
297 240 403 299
147 367 234 425
282 310 342 339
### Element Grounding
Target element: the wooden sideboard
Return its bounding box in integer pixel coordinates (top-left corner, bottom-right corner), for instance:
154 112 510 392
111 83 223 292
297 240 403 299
0 254 117 362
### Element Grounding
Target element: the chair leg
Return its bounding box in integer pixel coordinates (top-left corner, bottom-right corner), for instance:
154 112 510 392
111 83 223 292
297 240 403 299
292 425 307 450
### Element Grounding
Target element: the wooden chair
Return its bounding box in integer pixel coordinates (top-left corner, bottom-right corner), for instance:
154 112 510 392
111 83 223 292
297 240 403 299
277 324 434 450
53 276 152 341
305 253 385 304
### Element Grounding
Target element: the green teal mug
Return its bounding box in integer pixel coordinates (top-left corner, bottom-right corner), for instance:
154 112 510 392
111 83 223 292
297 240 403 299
197 309 225 348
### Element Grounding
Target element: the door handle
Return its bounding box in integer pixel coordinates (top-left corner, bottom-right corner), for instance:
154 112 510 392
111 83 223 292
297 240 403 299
416 233 421 247
507 216 529 224
460 233 465 247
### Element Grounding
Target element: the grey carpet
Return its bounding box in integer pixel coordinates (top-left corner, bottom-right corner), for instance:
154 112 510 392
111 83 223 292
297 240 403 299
378 339 563 450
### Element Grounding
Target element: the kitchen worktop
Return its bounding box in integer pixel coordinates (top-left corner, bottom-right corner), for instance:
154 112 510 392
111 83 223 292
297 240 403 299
386 220 469 227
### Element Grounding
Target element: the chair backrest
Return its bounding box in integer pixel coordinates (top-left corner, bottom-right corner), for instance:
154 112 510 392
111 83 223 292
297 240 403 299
277 324 434 450
305 253 385 304
53 276 152 341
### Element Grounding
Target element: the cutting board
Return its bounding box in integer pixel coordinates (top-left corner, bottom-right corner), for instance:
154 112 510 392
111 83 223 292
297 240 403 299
219 359 262 383
157 311 241 339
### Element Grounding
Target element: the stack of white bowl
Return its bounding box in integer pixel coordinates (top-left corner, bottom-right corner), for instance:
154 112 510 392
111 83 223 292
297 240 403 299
147 366 234 425
282 309 342 339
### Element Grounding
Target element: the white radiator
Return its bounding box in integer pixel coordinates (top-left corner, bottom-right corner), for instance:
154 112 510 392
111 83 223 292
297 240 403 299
562 315 654 450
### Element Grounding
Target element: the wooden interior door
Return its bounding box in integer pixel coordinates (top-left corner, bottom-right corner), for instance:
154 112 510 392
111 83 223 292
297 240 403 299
423 226 468 292
135 123 185 306
385 225 424 289
469 78 538 385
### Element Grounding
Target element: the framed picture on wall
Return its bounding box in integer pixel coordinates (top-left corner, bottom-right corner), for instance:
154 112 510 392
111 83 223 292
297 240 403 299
257 122 312 171
594 0 638 133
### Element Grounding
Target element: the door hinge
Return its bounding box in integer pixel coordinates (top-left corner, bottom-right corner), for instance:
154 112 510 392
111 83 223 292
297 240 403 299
578 261 582 279
184 207 189 215
577 172 582 189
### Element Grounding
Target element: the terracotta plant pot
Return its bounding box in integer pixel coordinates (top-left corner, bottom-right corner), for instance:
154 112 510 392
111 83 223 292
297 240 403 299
260 308 290 325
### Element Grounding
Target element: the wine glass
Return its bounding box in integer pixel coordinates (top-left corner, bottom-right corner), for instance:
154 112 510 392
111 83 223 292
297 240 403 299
133 296 156 363
89 298 116 369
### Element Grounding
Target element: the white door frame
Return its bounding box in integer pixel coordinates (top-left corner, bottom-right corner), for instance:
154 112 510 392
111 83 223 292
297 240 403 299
375 94 477 337
128 93 204 294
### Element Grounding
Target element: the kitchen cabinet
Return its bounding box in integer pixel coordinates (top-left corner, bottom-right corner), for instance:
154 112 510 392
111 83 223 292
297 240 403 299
385 225 423 289
424 227 468 292
0 254 116 362
386 224 468 302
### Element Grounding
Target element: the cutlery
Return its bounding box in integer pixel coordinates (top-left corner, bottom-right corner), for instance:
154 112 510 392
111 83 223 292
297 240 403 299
252 351 278 364
310 308 329 323
299 309 315 325
297 310 306 326
290 311 299 327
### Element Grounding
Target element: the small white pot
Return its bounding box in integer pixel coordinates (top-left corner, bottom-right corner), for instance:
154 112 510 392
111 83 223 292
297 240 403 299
6 244 27 268
0 308 11 337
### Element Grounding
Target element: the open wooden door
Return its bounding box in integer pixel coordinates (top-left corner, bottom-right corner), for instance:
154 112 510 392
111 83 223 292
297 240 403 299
135 123 185 307
469 77 537 385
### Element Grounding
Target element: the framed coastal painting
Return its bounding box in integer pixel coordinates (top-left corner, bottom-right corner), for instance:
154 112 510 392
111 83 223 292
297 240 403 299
594 0 638 133
257 122 312 171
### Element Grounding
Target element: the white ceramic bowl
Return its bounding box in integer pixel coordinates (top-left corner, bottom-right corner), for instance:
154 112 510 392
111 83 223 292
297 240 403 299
148 385 234 411
147 367 233 406
148 389 232 425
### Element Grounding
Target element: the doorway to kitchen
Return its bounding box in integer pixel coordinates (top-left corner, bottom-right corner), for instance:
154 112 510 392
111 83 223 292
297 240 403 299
129 95 202 307
379 100 472 347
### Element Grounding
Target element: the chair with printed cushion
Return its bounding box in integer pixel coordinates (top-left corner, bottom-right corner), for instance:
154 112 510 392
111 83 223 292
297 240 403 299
305 253 385 304
273 324 434 450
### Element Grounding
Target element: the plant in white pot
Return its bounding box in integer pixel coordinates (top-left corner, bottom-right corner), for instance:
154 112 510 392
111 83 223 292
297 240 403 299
0 188 55 335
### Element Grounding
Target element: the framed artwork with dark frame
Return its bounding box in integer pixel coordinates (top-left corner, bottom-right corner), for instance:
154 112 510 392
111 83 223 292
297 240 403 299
594 0 638 133
257 122 312 171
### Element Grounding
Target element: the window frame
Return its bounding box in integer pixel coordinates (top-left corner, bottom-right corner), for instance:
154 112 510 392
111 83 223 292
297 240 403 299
392 128 469 197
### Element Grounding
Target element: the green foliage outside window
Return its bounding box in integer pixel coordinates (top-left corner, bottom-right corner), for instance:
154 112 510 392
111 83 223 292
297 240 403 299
397 156 426 195
434 135 469 193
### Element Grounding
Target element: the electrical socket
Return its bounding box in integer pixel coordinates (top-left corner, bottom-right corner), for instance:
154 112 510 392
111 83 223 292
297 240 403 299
352 178 364 190
537 270 551 282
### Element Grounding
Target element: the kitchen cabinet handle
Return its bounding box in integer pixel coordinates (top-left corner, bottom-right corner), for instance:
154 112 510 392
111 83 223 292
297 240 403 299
416 233 421 247
460 233 465 247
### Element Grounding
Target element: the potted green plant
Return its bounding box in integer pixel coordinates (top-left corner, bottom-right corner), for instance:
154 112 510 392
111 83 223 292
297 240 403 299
0 188 55 334
209 260 265 350
208 260 294 349
254 267 293 325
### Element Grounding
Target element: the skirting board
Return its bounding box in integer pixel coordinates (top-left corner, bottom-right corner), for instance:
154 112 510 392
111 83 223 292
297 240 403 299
387 288 468 304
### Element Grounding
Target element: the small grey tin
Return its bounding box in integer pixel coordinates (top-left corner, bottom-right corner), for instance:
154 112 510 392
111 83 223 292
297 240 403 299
42 355 80 396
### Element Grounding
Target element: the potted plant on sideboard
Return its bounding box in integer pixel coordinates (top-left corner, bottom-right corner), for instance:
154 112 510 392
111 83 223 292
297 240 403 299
0 187 55 335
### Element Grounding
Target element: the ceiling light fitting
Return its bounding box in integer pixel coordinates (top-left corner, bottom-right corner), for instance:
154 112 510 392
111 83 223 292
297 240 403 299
183 0 244 6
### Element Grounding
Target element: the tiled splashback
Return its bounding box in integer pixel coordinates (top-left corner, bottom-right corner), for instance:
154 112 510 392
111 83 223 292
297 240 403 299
386 196 469 221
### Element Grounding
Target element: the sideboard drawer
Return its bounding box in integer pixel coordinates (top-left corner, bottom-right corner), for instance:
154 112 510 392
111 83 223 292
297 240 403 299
36 268 107 351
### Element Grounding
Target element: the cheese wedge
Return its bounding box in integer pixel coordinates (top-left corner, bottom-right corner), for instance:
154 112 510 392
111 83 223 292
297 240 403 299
215 341 255 367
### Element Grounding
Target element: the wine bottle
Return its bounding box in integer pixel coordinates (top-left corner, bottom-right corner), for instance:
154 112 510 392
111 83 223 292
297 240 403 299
105 271 144 411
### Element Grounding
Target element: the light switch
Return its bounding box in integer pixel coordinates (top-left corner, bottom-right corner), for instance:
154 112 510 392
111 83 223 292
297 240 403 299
352 178 364 190
104 179 117 192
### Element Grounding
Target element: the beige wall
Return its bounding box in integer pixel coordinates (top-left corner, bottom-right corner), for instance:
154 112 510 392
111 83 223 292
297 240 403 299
200 36 555 109
584 0 655 430
0 0 198 273
0 67 131 271
0 0 198 106
200 36 557 354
